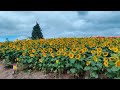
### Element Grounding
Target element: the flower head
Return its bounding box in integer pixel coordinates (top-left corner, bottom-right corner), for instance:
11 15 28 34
115 60 120 67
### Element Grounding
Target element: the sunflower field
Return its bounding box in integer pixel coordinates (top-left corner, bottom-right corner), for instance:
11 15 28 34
0 37 120 79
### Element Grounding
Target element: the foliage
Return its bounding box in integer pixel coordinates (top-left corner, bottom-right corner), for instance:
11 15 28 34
0 37 120 79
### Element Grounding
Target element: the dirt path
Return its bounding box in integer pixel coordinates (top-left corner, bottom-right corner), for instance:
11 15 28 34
0 62 71 79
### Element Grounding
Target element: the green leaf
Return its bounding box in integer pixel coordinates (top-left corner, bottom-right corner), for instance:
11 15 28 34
96 62 102 69
75 64 83 69
109 61 114 66
92 67 98 70
90 72 98 78
84 66 90 71
90 61 96 66
111 66 119 72
69 58 75 64
106 73 115 78
107 69 112 73
114 77 120 79
70 68 76 74
39 64 42 67
66 63 69 67
27 59 33 63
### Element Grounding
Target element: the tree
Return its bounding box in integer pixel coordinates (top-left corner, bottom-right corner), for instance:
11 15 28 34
31 22 44 40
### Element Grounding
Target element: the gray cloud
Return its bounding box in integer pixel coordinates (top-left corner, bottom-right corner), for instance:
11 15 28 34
0 11 120 41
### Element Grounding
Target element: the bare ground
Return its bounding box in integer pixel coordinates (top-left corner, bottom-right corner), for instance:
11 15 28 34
0 61 73 79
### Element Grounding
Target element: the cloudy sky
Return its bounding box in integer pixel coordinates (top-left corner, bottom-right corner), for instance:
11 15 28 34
0 11 120 42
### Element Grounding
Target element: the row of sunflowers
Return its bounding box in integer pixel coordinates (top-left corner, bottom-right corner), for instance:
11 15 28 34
0 37 120 79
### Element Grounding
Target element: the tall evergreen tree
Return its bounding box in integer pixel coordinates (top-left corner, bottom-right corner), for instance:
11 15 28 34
31 22 43 40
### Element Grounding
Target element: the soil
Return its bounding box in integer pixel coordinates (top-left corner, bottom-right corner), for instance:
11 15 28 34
0 61 73 79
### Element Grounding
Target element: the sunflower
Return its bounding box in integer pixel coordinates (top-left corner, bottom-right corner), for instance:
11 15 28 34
68 53 74 59
35 54 39 57
93 56 98 62
109 46 114 50
51 53 54 58
113 47 118 53
59 48 63 52
83 55 86 58
49 48 53 53
44 50 47 53
32 49 36 53
39 59 43 63
38 48 42 51
79 49 84 54
22 46 26 50
103 57 108 61
43 53 47 57
62 52 67 56
97 52 102 57
115 60 120 67
9 44 12 48
75 54 81 60
109 57 115 61
103 52 108 57
84 48 88 52
16 58 19 61
91 50 96 54
30 54 34 57
17 47 20 50
56 60 59 64
86 61 91 66
56 51 61 56
72 48 77 53
13 45 16 49
96 47 102 53
22 52 26 56
104 61 108 67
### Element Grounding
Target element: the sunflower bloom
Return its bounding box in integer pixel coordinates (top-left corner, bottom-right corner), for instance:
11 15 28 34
43 53 47 57
32 49 36 53
86 61 91 66
93 56 98 62
30 54 34 57
39 59 43 63
75 54 81 60
97 52 102 56
56 60 59 64
115 60 120 67
91 50 96 54
72 48 77 53
15 58 19 61
56 51 61 56
79 49 83 54
62 52 67 56
49 48 53 53
109 57 115 61
113 48 118 53
51 53 54 58
104 61 108 67
109 46 114 50
103 57 108 61
22 52 26 56
103 52 108 57
96 47 102 53
69 53 74 59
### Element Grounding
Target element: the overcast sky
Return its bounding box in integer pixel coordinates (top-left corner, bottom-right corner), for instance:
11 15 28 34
0 11 120 42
